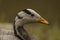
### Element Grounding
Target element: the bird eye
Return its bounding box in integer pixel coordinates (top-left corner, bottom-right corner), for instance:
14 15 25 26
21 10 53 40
31 14 34 16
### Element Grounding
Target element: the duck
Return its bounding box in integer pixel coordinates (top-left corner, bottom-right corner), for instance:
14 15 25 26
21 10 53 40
0 8 48 40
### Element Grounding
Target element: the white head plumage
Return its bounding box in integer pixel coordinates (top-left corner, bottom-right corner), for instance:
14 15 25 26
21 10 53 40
14 8 48 40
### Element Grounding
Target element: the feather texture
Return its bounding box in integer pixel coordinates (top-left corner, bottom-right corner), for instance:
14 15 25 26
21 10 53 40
0 29 20 40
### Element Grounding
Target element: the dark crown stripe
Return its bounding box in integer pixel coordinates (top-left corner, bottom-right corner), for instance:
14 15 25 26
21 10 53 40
23 9 32 15
13 20 24 40
17 14 23 19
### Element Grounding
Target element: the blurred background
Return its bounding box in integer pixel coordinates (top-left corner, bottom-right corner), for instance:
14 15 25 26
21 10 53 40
0 0 60 40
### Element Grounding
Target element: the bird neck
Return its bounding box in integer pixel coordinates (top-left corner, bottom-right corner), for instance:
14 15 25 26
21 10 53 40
13 21 32 40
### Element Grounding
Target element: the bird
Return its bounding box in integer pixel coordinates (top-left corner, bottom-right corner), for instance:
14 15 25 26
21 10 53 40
0 8 48 40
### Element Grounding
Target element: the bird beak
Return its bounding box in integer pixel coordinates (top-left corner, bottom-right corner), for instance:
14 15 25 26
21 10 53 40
38 17 49 25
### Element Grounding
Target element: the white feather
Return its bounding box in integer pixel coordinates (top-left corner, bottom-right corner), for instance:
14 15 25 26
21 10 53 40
0 9 41 40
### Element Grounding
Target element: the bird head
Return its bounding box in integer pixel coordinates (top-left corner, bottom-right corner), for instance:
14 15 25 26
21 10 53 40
15 9 48 26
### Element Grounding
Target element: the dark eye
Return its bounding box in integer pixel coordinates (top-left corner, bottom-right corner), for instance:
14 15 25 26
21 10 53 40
31 14 34 16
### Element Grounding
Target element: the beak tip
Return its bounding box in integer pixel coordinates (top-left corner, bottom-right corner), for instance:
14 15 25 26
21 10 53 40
38 17 49 25
47 23 49 25
44 21 49 25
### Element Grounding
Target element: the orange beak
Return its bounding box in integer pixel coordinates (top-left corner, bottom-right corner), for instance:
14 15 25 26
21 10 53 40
38 17 49 25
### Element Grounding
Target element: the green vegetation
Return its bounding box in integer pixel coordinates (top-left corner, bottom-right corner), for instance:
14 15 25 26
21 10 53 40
24 23 60 40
